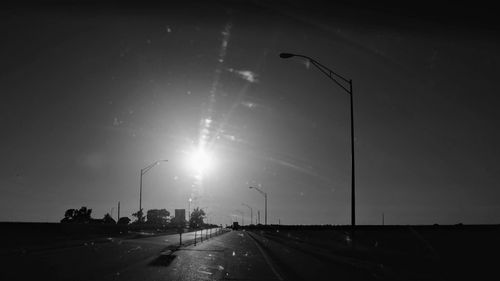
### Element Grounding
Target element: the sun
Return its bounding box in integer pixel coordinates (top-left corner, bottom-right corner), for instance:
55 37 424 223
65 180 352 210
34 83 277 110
186 147 215 175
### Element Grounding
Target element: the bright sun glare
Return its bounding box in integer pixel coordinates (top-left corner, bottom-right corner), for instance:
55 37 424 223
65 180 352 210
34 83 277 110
186 147 215 175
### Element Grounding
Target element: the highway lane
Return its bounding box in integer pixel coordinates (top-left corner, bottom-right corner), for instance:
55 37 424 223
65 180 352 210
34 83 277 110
1 228 221 280
1 229 280 281
246 230 381 281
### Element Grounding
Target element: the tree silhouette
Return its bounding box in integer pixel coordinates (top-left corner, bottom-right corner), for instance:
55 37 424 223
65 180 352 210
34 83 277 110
189 207 206 229
146 209 170 225
117 217 131 225
132 209 145 224
61 209 76 223
103 213 116 224
60 206 92 223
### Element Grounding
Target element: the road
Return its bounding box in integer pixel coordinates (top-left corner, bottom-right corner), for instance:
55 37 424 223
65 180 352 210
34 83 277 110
0 229 281 281
2 227 438 281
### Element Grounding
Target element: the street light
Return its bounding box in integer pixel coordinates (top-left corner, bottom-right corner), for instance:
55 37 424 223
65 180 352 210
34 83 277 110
188 197 192 222
242 203 253 225
139 160 168 221
249 186 267 225
279 52 356 226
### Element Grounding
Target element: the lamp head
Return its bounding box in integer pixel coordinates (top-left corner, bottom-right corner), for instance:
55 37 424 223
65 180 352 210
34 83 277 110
279 53 295 59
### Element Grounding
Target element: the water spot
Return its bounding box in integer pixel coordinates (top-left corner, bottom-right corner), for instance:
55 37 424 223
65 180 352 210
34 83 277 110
345 236 352 244
197 266 212 275
218 265 224 271
146 39 151 44
166 26 172 33
232 251 236 256
227 68 259 83
304 60 311 69
127 246 142 253
241 101 256 109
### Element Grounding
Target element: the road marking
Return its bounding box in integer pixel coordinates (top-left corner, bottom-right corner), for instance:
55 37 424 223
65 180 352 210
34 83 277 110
247 232 285 281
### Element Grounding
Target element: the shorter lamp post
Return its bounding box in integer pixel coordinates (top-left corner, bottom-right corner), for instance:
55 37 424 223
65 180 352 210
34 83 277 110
249 186 267 225
242 203 253 225
235 210 244 226
138 160 168 221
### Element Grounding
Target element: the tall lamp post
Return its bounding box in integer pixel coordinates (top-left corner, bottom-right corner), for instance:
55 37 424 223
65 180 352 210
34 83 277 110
139 160 168 221
249 186 267 225
279 52 356 226
242 203 253 225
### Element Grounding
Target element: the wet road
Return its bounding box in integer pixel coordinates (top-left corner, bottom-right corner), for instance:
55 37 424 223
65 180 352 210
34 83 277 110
1 229 280 281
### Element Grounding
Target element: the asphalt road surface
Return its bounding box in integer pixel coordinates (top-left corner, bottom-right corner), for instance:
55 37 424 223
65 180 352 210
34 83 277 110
3 228 446 281
1 229 282 281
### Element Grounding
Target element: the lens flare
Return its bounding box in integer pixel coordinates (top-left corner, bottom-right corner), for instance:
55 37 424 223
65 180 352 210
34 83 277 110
186 147 215 175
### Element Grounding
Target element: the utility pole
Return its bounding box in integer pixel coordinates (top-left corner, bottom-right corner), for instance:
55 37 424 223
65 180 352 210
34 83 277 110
258 210 260 224
117 201 120 221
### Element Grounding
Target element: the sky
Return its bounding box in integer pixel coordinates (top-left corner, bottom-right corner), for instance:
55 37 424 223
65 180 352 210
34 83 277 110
1 0 500 225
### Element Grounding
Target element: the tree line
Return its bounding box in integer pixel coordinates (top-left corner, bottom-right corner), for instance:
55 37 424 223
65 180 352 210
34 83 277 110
61 206 207 228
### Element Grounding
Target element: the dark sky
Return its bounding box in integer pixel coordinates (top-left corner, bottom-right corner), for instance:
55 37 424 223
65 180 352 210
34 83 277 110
1 0 499 225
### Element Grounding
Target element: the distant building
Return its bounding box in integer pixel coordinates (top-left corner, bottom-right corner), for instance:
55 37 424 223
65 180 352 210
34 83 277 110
173 209 186 225
232 221 239 230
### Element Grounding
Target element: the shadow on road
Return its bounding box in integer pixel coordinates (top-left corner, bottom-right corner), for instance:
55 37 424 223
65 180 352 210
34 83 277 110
148 254 177 266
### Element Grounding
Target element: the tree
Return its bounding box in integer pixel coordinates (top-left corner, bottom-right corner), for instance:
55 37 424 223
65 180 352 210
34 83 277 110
189 207 206 229
117 217 131 225
60 206 92 223
132 209 145 224
146 209 170 225
103 213 116 224
75 207 92 223
61 209 76 223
